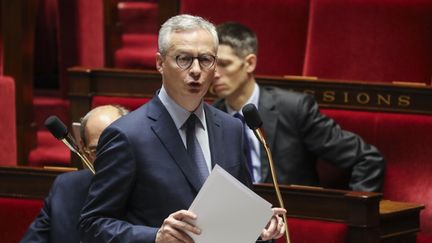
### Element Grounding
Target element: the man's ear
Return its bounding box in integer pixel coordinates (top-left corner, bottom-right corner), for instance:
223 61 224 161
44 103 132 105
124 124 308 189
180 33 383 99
156 53 164 74
245 54 257 74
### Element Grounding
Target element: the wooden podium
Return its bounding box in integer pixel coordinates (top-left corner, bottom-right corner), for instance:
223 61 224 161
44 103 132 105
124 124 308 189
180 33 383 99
254 183 424 243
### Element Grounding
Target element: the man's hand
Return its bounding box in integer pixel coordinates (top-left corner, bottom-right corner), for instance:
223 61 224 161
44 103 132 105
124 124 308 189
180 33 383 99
260 207 286 241
155 210 201 243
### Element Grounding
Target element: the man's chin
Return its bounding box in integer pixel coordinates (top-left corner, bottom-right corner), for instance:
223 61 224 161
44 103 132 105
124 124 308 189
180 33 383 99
213 90 230 99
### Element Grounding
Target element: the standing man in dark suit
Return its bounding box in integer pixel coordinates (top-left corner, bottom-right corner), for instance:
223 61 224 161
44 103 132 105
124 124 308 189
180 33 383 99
21 105 129 243
79 15 285 243
213 22 385 192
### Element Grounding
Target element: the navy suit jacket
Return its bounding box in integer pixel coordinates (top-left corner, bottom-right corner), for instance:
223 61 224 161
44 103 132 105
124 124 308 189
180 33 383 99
21 169 93 243
80 96 252 242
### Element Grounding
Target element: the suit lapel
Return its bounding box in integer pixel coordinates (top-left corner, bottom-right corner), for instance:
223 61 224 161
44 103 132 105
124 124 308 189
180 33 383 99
148 97 204 193
258 87 279 181
204 104 224 170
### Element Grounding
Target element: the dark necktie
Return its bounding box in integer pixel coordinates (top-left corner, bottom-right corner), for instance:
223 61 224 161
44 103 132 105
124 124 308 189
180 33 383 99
233 113 254 181
186 114 209 184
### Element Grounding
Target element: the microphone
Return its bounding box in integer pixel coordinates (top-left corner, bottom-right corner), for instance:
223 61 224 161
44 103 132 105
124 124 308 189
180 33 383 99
242 104 291 243
242 104 266 147
44 116 95 174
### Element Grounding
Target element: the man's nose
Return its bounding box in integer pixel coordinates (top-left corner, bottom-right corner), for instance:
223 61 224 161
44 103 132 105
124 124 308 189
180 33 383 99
189 59 202 75
214 68 221 79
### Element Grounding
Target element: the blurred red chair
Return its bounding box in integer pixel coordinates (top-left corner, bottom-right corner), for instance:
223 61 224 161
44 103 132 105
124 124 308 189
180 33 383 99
303 0 432 83
0 76 17 165
103 0 159 70
180 0 310 76
91 95 151 110
375 113 432 236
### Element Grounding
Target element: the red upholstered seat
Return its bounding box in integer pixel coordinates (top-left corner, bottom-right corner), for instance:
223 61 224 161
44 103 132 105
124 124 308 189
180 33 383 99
33 96 70 130
113 1 159 70
0 198 43 243
180 0 309 76
115 46 157 69
417 233 432 243
28 96 71 167
77 0 104 67
28 131 71 167
317 109 379 189
117 1 158 34
318 108 432 235
375 113 432 235
276 218 347 243
91 95 151 110
0 76 17 165
303 0 432 83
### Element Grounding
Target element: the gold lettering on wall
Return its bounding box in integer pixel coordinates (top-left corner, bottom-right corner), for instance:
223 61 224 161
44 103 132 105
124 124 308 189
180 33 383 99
295 89 413 109
323 91 335 102
377 94 391 106
357 93 370 104
398 95 411 107
343 92 349 103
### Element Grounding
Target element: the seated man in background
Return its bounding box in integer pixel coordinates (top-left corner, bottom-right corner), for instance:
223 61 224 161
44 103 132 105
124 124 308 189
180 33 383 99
21 105 129 243
212 22 385 192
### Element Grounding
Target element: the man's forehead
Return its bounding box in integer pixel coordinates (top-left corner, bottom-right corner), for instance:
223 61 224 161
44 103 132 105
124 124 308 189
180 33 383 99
217 47 242 61
167 30 216 51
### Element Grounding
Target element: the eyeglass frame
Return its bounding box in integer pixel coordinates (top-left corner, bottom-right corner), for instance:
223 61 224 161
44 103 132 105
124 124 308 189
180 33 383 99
171 54 217 70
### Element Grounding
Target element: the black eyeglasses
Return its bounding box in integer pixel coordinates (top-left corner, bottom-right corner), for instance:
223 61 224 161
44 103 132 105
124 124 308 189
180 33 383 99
174 54 217 70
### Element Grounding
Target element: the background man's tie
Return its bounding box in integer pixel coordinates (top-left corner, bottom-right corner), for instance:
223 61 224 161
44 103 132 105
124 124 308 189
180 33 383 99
234 113 254 181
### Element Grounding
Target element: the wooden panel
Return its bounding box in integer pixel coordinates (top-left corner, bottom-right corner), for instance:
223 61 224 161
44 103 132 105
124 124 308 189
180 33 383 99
68 67 432 122
0 166 73 199
0 166 422 242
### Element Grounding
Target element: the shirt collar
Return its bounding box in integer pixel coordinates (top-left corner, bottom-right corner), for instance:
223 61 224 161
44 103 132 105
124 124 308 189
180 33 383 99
226 82 260 116
158 86 206 129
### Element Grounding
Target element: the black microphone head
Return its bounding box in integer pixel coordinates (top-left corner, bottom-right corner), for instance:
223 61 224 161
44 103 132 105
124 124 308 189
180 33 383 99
44 115 68 140
242 103 263 129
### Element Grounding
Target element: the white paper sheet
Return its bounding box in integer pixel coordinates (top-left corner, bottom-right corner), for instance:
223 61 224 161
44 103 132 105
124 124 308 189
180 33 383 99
187 165 273 243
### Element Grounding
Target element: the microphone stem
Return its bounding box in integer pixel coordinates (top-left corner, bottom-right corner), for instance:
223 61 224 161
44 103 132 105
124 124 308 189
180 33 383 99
61 139 95 174
254 130 291 243
77 152 95 174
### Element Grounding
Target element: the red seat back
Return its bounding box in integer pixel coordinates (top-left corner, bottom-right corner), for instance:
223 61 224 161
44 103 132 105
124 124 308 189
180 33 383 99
112 1 159 69
375 112 432 234
0 76 17 165
303 0 432 83
91 95 152 110
0 198 43 242
321 108 432 234
276 218 347 243
180 0 310 76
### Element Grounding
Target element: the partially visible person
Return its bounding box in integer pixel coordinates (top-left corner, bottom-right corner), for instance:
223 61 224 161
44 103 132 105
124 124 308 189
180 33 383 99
213 22 385 192
21 105 129 243
79 14 285 243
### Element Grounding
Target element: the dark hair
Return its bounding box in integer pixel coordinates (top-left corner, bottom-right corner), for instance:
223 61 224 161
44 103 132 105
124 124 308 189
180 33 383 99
216 22 258 58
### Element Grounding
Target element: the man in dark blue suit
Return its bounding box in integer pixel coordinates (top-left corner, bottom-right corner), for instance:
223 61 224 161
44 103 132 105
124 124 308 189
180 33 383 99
79 14 285 243
21 105 129 243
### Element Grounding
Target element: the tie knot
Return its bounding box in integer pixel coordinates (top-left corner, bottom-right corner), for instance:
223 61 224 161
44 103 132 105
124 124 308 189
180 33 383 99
186 113 197 130
233 113 245 124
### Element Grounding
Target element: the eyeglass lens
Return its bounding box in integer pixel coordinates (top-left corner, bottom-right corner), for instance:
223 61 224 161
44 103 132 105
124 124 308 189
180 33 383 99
176 54 216 69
